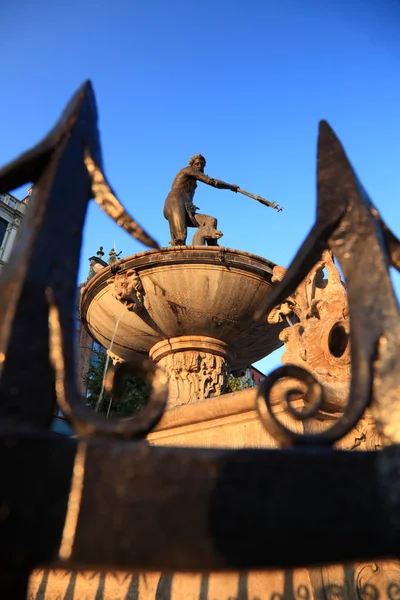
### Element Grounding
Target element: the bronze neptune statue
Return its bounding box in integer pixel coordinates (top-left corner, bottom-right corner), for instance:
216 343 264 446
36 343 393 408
163 154 239 246
164 154 283 246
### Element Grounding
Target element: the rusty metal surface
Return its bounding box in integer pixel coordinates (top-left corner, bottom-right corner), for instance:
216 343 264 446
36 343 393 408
2 435 400 572
1 83 400 597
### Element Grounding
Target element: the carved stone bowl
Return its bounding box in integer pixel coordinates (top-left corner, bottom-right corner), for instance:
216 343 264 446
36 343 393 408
80 246 284 371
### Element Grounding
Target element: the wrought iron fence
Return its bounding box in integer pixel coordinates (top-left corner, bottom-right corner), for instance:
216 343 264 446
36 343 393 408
0 82 400 598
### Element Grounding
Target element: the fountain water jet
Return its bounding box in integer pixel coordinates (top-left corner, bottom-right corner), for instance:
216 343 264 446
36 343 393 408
94 307 125 412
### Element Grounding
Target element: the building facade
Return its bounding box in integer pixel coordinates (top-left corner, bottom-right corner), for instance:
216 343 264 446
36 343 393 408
76 249 108 399
0 188 30 270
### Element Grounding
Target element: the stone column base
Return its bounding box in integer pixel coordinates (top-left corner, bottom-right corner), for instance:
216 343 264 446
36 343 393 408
149 336 232 408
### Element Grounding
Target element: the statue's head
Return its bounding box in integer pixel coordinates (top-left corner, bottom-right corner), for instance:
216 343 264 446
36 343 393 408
189 154 206 172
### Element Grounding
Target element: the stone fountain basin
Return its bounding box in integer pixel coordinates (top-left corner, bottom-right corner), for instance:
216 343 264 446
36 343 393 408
80 246 284 370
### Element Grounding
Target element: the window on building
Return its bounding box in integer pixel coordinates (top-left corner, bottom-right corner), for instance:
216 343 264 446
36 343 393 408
92 341 102 353
89 352 100 367
0 217 8 248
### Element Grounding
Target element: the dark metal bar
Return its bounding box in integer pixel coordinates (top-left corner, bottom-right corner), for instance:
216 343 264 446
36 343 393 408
0 82 160 440
0 434 76 566
0 83 98 430
0 569 30 600
1 434 400 572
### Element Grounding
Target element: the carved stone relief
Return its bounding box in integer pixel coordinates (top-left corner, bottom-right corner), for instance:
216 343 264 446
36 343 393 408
268 250 350 411
106 349 124 365
355 561 400 600
338 411 383 452
110 269 144 312
29 560 400 600
156 350 229 406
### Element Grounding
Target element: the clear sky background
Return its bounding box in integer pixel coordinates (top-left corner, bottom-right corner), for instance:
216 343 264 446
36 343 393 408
1 0 400 374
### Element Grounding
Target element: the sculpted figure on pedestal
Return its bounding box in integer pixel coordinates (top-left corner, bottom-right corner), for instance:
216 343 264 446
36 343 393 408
163 154 239 246
192 224 223 246
163 154 282 246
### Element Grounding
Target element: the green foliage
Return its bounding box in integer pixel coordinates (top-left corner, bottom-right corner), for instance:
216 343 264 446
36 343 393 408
226 372 254 393
85 351 150 417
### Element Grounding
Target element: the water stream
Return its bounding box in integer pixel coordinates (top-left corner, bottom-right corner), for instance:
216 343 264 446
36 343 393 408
95 308 125 413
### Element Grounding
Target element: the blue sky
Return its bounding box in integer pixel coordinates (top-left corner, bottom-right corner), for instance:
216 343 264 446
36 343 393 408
2 0 400 374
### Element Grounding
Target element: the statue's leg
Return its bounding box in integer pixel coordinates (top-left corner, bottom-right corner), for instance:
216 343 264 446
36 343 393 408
169 222 187 245
164 193 187 245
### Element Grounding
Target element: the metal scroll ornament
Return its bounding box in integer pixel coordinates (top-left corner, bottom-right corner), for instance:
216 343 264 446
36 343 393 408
255 121 400 447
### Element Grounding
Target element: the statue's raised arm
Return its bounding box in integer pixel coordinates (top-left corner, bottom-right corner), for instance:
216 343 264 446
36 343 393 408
163 154 238 246
186 166 238 193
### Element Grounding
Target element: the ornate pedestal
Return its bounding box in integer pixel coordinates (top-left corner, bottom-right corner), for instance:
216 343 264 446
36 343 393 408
149 336 231 407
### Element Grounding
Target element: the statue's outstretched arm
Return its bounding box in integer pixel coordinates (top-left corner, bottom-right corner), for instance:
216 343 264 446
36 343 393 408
189 168 238 192
212 178 239 192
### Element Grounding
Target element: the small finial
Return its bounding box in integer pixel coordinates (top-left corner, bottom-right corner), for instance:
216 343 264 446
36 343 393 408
22 186 33 204
97 246 104 258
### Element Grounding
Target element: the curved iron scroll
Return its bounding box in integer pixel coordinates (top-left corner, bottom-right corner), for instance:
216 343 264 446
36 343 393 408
0 81 167 438
255 121 400 446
